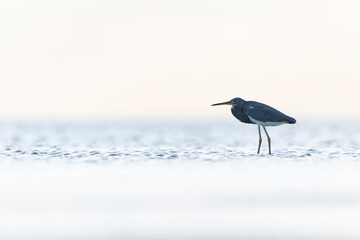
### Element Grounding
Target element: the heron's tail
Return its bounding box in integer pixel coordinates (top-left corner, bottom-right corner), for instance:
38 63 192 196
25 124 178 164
287 117 296 124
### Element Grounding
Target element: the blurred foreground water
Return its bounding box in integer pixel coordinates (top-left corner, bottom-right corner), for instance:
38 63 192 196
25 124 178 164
0 121 360 240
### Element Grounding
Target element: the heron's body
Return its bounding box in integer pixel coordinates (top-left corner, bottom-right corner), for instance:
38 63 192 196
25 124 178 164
212 97 296 154
248 116 287 126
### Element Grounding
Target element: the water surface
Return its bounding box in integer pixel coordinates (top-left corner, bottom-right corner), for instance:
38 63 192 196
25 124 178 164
0 121 359 239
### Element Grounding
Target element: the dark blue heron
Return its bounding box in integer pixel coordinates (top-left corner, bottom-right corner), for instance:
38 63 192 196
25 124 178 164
212 97 296 154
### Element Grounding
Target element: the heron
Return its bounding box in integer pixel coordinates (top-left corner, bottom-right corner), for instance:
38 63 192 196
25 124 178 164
211 98 296 155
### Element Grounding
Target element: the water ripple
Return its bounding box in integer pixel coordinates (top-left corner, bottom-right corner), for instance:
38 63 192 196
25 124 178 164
0 122 358 163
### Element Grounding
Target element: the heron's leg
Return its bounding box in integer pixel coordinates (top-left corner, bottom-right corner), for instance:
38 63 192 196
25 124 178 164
262 126 271 155
257 125 262 154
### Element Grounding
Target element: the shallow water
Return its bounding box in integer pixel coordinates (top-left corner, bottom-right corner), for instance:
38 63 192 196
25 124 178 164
1 121 360 239
1 121 359 163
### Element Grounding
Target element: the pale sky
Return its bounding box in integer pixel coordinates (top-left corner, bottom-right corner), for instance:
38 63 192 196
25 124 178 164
0 0 359 121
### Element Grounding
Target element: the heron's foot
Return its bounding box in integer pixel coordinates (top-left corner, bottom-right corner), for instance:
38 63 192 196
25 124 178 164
267 138 271 155
257 139 262 154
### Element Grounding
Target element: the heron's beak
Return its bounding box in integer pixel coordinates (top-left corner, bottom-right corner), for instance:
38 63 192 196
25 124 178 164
211 100 233 106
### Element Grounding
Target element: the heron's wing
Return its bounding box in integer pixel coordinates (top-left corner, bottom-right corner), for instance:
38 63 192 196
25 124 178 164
243 101 296 123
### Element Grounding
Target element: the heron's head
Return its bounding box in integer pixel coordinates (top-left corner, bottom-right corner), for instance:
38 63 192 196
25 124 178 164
211 97 245 107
